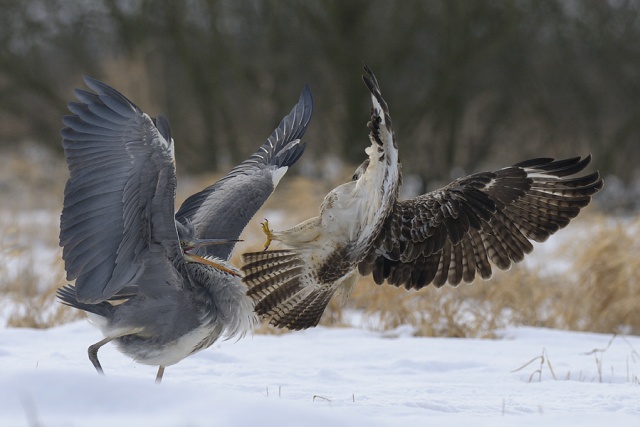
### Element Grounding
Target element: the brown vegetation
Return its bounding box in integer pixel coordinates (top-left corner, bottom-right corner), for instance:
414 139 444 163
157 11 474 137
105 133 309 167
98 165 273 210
0 209 80 328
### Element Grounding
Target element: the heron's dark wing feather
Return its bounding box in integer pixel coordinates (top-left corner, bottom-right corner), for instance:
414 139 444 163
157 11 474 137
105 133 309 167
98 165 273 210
60 76 183 304
175 84 313 259
358 156 603 289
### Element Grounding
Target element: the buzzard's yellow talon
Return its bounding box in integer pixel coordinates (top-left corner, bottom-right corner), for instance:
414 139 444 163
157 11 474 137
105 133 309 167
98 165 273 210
261 219 273 251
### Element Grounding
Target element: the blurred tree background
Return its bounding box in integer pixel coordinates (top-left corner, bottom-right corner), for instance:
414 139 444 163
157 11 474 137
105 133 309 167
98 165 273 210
0 0 639 202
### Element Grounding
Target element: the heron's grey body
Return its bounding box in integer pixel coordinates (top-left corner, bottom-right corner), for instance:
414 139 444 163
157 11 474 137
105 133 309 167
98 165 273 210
241 66 603 331
57 76 313 381
59 239 251 368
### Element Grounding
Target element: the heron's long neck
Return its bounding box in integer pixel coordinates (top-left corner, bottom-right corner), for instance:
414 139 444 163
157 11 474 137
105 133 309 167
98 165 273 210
189 261 256 338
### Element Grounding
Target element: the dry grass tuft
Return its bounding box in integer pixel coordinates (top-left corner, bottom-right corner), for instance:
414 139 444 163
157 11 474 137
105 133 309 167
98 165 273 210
557 216 640 334
1 219 81 328
0 145 80 328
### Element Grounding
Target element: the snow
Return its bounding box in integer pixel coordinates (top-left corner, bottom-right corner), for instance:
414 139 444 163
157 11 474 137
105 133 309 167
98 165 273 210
1 322 638 426
2 209 638 426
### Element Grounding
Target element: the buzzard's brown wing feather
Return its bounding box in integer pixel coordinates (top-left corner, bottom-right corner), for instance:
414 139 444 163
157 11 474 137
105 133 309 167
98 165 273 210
358 156 603 290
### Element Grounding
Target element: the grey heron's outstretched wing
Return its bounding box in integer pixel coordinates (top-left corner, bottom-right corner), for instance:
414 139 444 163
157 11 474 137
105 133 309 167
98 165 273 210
358 156 603 289
60 76 183 304
175 84 313 260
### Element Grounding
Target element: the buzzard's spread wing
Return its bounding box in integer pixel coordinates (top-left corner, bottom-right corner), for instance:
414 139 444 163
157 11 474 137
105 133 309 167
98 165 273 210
358 156 603 289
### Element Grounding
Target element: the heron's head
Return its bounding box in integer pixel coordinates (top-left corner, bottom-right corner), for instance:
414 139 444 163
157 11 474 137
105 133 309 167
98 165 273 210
180 238 234 255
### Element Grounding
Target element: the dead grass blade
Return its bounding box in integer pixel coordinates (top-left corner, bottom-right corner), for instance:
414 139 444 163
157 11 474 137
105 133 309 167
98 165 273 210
511 348 556 382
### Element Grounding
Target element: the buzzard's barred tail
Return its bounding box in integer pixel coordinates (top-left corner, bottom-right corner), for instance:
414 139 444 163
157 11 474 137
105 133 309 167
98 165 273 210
241 250 334 330
244 250 306 319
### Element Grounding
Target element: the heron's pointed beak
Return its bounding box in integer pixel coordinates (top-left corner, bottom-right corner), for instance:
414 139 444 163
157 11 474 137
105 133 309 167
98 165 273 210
183 252 241 277
181 238 242 253
192 238 242 248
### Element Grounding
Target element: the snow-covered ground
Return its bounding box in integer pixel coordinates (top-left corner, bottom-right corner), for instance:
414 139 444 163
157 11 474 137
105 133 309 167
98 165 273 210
2 204 638 425
1 322 638 426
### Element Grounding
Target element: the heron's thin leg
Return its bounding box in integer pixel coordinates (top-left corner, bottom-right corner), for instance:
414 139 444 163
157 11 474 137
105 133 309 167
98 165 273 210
88 337 113 375
155 366 165 384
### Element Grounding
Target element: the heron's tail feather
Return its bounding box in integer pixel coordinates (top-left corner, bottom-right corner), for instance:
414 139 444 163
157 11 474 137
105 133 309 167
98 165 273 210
57 284 114 318
241 250 334 330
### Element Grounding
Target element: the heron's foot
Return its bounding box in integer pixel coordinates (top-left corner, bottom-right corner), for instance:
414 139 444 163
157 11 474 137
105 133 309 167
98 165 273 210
156 366 165 384
261 219 274 251
92 362 104 376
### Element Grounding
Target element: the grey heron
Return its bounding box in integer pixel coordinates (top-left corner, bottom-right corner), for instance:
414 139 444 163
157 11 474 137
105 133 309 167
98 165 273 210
241 65 603 330
57 76 313 382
